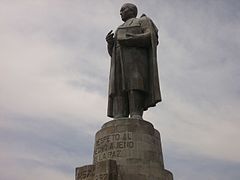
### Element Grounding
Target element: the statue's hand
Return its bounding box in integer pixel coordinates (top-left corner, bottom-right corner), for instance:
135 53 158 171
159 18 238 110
106 30 114 45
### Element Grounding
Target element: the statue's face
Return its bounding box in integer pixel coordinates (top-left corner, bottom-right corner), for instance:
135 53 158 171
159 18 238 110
120 5 133 22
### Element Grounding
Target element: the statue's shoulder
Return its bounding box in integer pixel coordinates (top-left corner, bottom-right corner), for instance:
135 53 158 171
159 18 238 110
139 14 154 24
139 14 158 32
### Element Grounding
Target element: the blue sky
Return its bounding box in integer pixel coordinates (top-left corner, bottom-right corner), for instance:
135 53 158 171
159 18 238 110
0 0 240 180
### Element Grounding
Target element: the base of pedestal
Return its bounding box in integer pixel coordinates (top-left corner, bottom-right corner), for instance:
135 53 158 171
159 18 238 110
76 118 173 180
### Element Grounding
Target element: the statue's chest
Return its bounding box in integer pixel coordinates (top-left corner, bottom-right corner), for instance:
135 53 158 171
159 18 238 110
117 19 143 39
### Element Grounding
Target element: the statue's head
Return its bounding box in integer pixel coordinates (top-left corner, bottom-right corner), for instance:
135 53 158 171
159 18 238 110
120 3 138 22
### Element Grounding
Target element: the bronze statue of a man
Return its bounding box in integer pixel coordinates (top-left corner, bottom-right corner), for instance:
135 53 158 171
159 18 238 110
106 3 161 119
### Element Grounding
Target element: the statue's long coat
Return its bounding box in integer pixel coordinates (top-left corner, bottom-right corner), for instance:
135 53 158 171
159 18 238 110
107 15 161 117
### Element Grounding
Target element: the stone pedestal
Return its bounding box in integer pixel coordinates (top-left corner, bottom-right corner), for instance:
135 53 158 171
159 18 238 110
76 118 173 180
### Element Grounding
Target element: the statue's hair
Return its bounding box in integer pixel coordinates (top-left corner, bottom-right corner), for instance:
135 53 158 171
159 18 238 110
123 3 138 17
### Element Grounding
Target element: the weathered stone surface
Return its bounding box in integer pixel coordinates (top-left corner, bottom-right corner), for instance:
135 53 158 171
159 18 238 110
75 165 95 180
76 118 173 180
93 118 173 180
75 160 118 180
95 160 118 180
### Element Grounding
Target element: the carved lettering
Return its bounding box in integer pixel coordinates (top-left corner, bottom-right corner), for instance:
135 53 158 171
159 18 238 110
95 173 107 180
76 167 95 179
94 132 135 163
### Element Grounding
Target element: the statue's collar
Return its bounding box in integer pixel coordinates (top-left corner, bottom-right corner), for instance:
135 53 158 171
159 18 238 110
121 18 136 27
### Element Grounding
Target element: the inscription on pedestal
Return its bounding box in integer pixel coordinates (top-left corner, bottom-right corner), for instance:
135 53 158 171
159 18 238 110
76 165 95 180
95 160 118 180
76 119 173 180
95 173 107 180
94 132 134 163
